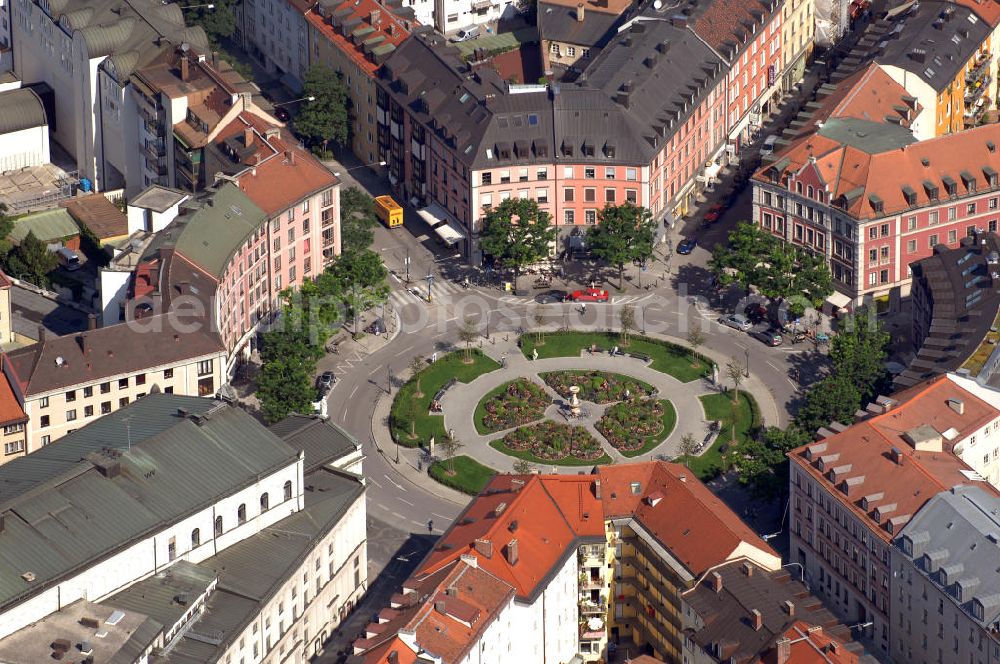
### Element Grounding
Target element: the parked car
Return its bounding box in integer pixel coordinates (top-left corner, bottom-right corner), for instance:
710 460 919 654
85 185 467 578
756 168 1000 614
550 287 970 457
451 26 480 41
536 289 569 304
676 237 698 255
761 135 779 155
701 204 724 226
317 371 336 393
568 288 610 302
56 247 82 271
750 328 783 346
719 313 753 331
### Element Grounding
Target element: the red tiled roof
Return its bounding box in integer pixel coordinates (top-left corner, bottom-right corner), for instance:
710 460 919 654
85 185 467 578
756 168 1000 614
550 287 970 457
692 0 777 55
759 621 859 664
0 366 26 427
757 122 1000 221
355 560 514 664
953 0 1000 26
789 376 1000 542
0 268 11 290
306 1 410 79
598 463 778 576
63 193 128 240
218 114 340 216
797 63 917 136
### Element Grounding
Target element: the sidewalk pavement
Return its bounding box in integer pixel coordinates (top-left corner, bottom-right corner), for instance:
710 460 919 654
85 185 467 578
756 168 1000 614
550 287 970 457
371 326 783 482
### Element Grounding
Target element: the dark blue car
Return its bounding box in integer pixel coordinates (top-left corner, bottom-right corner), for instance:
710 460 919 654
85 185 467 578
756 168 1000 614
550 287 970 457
677 238 698 255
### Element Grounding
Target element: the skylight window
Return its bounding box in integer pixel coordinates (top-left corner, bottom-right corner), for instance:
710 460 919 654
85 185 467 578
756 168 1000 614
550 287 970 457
459 92 471 103
969 13 979 23
485 148 494 159
528 114 539 126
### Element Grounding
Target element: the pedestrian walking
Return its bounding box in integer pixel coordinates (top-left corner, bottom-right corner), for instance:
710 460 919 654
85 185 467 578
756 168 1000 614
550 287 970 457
431 351 438 363
532 348 539 361
428 520 434 533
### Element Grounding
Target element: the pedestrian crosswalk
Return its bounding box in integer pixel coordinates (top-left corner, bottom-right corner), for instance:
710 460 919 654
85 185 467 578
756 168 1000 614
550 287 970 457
386 284 661 308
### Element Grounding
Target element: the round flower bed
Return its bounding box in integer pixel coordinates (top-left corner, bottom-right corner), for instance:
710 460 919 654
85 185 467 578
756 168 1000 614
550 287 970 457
479 379 551 433
597 400 669 453
541 370 655 404
502 421 606 461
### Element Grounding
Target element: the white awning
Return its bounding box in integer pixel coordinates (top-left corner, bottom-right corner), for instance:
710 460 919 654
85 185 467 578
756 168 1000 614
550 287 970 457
826 291 852 310
418 203 467 247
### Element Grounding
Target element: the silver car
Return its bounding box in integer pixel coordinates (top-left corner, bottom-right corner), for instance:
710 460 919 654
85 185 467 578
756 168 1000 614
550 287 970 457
719 313 753 332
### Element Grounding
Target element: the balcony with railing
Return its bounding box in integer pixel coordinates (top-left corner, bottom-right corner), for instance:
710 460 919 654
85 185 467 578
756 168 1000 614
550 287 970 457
143 140 167 161
966 76 991 105
579 599 607 615
966 52 993 85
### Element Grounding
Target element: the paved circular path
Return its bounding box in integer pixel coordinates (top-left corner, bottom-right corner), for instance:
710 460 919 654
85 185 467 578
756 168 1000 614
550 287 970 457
437 338 722 471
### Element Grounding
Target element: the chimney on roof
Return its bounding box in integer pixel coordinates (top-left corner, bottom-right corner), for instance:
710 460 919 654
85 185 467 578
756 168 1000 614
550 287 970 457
776 637 792 664
711 571 723 593
180 56 190 82
244 126 254 148
576 3 585 21
387 652 399 664
594 479 602 499
473 538 493 558
459 553 479 568
511 478 525 492
783 599 795 616
506 538 519 565
741 561 754 577
751 608 763 631
890 446 905 465
37 325 46 343
947 398 965 415
77 333 88 356
285 150 295 165
87 313 97 331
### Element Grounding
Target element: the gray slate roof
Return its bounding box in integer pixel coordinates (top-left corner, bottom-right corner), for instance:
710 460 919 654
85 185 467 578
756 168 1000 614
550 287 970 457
0 396 298 612
814 117 917 154
896 485 1000 630
875 0 990 93
269 414 361 472
537 2 626 48
0 88 47 134
100 560 218 637
379 11 726 170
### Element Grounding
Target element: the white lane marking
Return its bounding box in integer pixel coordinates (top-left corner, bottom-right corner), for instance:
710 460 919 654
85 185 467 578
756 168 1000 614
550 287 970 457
368 477 382 488
394 347 410 358
384 474 405 491
349 385 359 399
397 497 414 506
368 365 381 376
787 378 798 389
431 512 451 520
767 361 780 372
392 512 405 520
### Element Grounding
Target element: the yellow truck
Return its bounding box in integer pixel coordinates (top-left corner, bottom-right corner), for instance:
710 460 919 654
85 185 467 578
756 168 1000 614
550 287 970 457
374 195 403 228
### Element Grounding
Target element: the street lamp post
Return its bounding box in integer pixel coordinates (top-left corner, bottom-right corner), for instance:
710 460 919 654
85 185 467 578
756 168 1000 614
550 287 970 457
744 347 750 378
404 246 411 284
425 274 435 302
178 3 215 8
332 160 387 177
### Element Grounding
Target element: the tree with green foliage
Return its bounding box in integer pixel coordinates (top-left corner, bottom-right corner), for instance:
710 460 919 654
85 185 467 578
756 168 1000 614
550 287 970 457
479 198 557 290
828 307 890 403
619 304 636 346
686 319 706 366
5 231 58 288
678 433 699 466
794 374 863 434
709 222 832 313
256 307 323 423
394 392 420 439
441 433 464 474
410 355 426 397
339 187 378 254
585 203 657 288
726 426 811 496
296 65 350 155
186 0 237 41
726 356 745 404
327 248 389 334
458 319 479 362
512 458 536 474
0 203 14 253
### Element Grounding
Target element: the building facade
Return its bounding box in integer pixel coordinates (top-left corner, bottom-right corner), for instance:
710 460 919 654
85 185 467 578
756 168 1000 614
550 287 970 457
307 0 410 172
0 394 367 664
788 376 1000 657
891 486 1000 664
753 121 1000 306
238 0 312 92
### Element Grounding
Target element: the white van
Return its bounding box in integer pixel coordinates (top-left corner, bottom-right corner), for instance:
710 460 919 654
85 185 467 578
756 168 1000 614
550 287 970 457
56 247 81 271
760 135 779 156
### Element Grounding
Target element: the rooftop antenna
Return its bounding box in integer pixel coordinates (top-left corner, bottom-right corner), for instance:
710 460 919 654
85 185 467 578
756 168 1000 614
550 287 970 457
123 415 133 452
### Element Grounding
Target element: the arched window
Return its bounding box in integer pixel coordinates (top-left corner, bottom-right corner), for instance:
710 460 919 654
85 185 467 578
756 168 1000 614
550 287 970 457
260 493 269 511
191 528 201 548
284 480 293 501
214 516 223 536
796 181 803 194
237 503 246 525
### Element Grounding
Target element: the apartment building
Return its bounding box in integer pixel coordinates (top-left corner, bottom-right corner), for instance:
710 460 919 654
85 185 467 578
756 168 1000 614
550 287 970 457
353 462 786 663
538 0 630 77
1 317 225 452
788 376 1000 656
781 0 815 90
0 371 26 462
7 0 209 192
131 44 276 194
874 1 993 138
0 394 367 663
238 0 312 92
753 117 1000 306
307 0 410 171
890 485 1000 664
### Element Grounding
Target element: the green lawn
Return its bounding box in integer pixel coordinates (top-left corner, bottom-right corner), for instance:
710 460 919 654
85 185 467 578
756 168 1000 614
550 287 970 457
390 350 500 447
429 455 497 495
489 439 612 467
619 400 678 458
683 392 759 479
520 331 709 383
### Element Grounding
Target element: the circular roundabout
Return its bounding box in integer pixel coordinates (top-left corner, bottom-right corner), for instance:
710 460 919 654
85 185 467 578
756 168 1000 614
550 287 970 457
388 331 761 492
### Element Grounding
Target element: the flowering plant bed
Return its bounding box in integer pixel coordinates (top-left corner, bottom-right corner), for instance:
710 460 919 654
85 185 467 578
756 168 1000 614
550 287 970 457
475 379 551 434
501 421 606 461
540 370 655 404
596 399 676 456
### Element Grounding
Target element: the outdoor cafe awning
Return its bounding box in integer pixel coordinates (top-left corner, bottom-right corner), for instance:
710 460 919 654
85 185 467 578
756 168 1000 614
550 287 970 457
417 203 467 247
